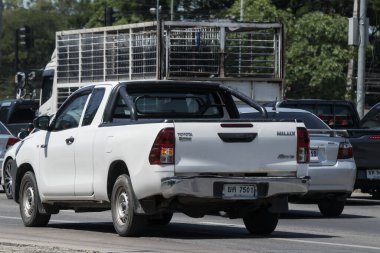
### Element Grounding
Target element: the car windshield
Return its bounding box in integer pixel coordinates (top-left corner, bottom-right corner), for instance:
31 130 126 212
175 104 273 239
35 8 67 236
361 103 380 129
240 111 330 129
0 122 11 135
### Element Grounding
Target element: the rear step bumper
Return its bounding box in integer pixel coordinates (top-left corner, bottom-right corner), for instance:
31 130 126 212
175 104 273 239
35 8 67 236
161 176 309 199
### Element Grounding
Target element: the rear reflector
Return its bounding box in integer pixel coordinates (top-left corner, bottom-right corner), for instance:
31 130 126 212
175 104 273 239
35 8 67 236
149 128 175 165
6 137 19 150
337 142 353 159
297 127 310 163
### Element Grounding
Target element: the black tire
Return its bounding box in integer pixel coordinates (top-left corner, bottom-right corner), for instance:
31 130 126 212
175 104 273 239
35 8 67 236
3 159 13 199
111 174 146 236
243 208 279 235
19 171 51 227
148 212 173 226
318 198 345 217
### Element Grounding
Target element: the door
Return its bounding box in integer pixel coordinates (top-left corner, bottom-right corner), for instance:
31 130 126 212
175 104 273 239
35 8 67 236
39 92 90 197
74 88 106 196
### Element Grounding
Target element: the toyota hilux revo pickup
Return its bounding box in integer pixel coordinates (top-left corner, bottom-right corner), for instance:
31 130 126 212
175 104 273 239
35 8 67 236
10 81 310 236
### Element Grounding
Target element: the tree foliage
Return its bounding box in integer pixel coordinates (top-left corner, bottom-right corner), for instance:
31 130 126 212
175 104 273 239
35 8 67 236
227 0 353 99
0 0 378 100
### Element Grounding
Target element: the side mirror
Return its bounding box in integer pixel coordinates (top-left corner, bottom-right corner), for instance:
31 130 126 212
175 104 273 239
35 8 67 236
33 116 50 130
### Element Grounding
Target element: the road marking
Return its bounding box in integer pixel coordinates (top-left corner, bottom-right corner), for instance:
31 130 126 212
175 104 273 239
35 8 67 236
0 215 79 224
273 238 380 251
0 215 21 220
2 215 380 250
200 220 380 251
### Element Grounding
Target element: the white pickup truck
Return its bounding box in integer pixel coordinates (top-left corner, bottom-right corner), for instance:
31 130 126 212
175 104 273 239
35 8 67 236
10 81 310 236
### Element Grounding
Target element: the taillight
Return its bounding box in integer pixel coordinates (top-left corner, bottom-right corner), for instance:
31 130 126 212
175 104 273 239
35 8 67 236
149 128 175 165
369 136 380 140
297 127 310 163
6 137 19 150
337 142 353 159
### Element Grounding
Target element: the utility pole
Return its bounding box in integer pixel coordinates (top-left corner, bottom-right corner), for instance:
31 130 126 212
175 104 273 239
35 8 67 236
170 0 174 21
240 0 244 21
346 0 358 100
357 0 368 118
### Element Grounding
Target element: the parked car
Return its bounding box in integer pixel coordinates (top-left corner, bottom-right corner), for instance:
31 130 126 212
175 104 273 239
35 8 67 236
264 99 380 198
0 99 39 136
240 107 356 217
0 122 19 199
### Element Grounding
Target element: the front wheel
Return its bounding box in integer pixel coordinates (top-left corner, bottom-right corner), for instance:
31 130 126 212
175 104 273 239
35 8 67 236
3 159 13 199
111 174 146 236
317 198 345 217
243 208 279 235
19 171 51 227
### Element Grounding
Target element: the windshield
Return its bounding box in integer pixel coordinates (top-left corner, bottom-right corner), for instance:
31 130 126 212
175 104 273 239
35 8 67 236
0 122 11 135
361 103 380 129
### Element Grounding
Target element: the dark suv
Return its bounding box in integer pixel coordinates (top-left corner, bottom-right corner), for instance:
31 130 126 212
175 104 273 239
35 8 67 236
264 100 361 129
0 99 39 136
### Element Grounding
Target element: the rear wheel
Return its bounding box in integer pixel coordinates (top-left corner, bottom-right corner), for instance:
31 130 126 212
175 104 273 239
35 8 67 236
19 171 51 227
317 198 345 217
111 174 146 236
3 159 13 199
243 208 279 235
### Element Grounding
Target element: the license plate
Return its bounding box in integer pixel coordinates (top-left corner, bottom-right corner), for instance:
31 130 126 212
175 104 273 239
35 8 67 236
367 169 380 180
222 184 257 199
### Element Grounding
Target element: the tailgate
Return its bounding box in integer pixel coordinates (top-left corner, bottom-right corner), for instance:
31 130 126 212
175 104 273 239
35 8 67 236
174 121 300 174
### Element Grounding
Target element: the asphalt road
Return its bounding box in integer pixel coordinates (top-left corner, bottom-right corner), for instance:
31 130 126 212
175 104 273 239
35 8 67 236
0 193 380 253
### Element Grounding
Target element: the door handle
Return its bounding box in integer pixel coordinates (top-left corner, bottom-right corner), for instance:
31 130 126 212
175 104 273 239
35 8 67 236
65 136 75 145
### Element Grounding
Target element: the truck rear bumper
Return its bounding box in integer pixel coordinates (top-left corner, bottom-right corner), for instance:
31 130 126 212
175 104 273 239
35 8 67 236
161 176 309 199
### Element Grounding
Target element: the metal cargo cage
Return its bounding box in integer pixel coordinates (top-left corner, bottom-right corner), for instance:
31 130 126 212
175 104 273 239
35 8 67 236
56 20 283 84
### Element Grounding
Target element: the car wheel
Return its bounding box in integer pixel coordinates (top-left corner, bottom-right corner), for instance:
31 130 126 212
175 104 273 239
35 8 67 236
243 208 279 235
317 198 345 217
19 171 51 227
111 174 146 236
3 159 13 199
148 212 173 226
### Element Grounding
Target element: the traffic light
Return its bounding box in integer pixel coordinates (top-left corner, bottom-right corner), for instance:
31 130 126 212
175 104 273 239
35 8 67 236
105 7 115 26
18 26 33 49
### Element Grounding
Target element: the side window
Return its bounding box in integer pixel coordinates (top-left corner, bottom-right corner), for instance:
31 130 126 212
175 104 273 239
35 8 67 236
111 93 130 121
82 88 105 126
53 93 90 131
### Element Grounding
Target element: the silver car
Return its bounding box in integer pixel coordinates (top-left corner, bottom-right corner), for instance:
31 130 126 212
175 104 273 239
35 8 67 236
240 107 356 217
0 121 19 199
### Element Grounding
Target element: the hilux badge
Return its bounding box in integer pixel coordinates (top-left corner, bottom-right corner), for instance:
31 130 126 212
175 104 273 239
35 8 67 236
177 132 193 141
277 131 295 136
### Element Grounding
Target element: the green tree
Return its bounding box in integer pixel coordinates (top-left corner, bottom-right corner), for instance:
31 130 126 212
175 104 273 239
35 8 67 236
286 12 352 98
227 0 351 99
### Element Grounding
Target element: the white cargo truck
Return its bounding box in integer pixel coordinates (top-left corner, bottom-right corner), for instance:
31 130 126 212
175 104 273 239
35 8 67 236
37 20 284 116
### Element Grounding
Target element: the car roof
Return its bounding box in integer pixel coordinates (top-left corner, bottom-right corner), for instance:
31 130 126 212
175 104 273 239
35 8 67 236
238 106 313 114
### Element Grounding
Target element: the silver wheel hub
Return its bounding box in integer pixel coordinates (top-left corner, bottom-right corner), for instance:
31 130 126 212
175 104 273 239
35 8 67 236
23 186 35 218
4 163 12 195
117 191 129 225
